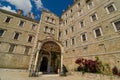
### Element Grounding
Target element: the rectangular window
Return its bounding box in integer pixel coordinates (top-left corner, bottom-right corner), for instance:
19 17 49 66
106 3 117 14
78 9 83 16
65 40 68 47
90 13 98 22
93 27 103 38
71 38 75 45
71 9 73 13
112 20 120 32
65 29 68 35
28 35 33 42
87 0 94 9
24 46 31 55
71 26 74 32
19 20 25 27
50 28 55 34
9 44 15 53
32 24 36 30
59 31 61 37
77 3 80 8
4 16 12 23
79 20 84 28
13 32 20 40
0 29 6 37
81 33 87 42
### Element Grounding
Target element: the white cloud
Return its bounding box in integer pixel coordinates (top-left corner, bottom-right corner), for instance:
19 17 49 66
33 0 44 10
0 6 16 13
4 0 32 15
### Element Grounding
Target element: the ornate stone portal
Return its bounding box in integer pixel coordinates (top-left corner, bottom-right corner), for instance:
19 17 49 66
35 41 62 74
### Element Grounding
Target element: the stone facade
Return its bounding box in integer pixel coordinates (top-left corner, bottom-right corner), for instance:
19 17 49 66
0 0 120 75
60 0 120 72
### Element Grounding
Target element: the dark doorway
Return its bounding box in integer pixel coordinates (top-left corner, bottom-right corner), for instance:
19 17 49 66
40 57 48 72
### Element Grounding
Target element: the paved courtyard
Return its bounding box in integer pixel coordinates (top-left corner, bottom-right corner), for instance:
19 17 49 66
0 70 120 80
0 70 83 80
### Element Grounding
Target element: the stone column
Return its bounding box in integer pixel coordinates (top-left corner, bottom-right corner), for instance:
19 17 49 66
33 42 42 72
33 50 39 71
28 19 42 77
60 47 64 73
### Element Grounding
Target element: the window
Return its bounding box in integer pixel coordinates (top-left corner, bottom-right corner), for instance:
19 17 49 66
87 0 94 9
71 9 73 13
93 27 103 38
59 31 61 37
81 33 87 42
0 29 6 37
106 3 117 14
78 9 83 16
50 28 55 34
79 20 84 28
65 40 68 47
19 20 25 27
77 3 80 8
71 26 74 32
90 13 98 22
44 26 48 32
4 16 11 23
71 38 75 45
32 24 36 30
24 46 31 55
13 32 20 40
112 20 120 32
9 44 15 53
65 29 68 35
52 19 55 24
65 14 67 17
28 35 33 42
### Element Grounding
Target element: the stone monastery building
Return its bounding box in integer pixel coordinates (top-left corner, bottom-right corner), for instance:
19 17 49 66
0 0 120 76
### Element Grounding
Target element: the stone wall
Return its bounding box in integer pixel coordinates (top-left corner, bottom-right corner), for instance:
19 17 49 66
0 53 30 69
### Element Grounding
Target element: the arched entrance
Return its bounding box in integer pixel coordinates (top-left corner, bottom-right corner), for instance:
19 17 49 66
35 40 62 74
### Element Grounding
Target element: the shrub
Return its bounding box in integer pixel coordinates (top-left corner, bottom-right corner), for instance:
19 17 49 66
112 66 118 75
75 58 101 73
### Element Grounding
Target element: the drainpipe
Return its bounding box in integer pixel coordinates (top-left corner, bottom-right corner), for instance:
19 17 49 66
28 18 42 77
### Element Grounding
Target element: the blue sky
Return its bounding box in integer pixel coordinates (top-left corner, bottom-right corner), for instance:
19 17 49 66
0 0 73 20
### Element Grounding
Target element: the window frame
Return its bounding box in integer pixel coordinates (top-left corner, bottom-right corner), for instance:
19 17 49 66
24 46 31 55
87 1 94 9
18 20 25 27
81 33 87 42
4 16 12 23
106 3 117 14
93 27 103 38
9 44 16 53
0 29 6 37
112 20 120 32
65 40 68 47
90 13 98 22
31 24 36 30
79 20 85 28
71 37 75 45
28 35 34 43
13 32 20 40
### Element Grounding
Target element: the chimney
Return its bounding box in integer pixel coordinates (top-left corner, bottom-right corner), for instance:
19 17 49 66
17 9 23 15
74 0 78 2
31 13 35 19
27 12 31 18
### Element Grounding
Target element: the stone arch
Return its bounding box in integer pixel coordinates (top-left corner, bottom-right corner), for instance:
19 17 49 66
34 38 64 74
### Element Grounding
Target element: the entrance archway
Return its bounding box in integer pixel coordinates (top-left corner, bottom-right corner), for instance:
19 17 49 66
35 40 62 74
